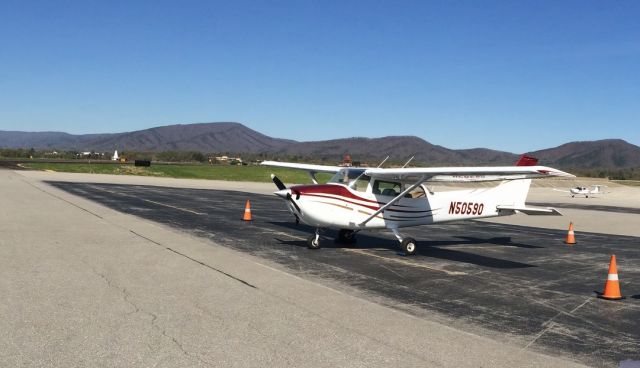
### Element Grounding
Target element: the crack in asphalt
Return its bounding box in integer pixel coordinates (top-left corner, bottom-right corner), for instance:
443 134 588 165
29 179 256 291
129 230 257 289
90 267 213 367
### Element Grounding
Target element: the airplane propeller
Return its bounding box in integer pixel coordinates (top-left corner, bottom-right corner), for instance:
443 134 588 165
271 174 286 190
271 174 302 215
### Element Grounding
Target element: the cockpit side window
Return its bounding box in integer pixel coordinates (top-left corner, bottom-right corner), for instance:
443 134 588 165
328 169 366 184
329 171 346 183
351 175 371 192
373 180 401 197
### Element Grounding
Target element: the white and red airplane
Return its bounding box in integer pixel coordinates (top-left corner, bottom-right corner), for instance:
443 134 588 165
262 155 574 255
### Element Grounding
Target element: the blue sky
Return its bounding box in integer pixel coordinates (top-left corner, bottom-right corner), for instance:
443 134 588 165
1 0 638 152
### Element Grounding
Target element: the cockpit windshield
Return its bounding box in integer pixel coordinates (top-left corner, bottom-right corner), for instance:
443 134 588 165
328 169 366 185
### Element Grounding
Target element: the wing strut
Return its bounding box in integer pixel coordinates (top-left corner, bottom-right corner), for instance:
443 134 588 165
359 175 427 227
401 156 414 168
376 156 390 168
308 171 318 184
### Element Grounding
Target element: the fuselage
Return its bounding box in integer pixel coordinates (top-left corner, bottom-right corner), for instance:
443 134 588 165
276 182 521 230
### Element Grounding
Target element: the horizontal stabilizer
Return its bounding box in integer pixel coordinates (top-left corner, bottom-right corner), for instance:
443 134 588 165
496 205 563 216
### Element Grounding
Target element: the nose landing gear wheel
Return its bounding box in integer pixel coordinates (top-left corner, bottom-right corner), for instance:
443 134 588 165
307 234 321 249
401 237 417 256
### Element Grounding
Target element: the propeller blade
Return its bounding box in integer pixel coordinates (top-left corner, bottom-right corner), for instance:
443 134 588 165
271 174 286 190
272 175 301 218
286 193 302 213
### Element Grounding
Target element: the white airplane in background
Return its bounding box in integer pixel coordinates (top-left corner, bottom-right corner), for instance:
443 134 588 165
262 155 574 255
554 185 608 198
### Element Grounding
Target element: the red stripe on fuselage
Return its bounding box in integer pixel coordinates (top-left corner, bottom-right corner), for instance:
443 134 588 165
291 184 431 214
291 184 379 204
305 193 380 211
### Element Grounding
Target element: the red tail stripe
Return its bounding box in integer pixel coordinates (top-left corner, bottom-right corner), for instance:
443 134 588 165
516 155 539 166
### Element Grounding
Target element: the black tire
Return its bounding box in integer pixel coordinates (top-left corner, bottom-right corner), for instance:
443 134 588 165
401 237 417 256
307 234 321 250
335 229 357 244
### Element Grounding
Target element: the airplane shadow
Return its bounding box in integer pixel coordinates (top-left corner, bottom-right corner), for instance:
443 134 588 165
449 236 543 249
267 221 536 269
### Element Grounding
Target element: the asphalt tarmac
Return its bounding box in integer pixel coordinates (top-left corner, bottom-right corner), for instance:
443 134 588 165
530 201 640 215
48 181 640 367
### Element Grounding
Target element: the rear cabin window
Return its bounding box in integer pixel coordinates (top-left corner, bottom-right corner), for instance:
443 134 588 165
373 180 401 197
409 186 426 198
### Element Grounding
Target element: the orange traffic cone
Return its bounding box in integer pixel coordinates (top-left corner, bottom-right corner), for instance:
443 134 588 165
565 222 576 245
242 200 252 221
599 255 623 300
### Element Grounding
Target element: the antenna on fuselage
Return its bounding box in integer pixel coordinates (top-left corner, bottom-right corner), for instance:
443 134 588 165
377 156 389 168
401 156 414 168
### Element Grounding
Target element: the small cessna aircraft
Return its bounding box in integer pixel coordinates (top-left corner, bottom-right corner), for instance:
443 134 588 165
554 185 608 198
262 155 574 255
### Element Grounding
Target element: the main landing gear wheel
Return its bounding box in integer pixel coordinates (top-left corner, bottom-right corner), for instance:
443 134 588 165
391 228 417 256
307 231 321 250
401 237 417 256
335 229 357 245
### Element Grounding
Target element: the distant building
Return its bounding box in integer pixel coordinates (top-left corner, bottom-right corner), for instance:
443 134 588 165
213 155 243 165
339 154 353 167
75 151 102 159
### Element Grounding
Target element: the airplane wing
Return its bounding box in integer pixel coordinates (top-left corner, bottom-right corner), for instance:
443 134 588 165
260 161 343 173
363 166 575 183
357 165 572 226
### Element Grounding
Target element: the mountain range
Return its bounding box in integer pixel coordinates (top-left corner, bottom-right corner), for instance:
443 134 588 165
1 122 639 169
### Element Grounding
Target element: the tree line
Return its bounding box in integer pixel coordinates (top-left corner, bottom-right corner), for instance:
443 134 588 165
2 148 639 179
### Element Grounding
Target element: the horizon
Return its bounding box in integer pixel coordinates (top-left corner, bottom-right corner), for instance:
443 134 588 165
0 121 635 155
1 1 638 152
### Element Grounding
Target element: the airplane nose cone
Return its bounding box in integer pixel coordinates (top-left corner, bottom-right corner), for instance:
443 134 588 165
274 189 290 199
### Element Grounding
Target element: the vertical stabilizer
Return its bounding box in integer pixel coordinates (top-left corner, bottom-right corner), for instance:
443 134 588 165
516 155 538 166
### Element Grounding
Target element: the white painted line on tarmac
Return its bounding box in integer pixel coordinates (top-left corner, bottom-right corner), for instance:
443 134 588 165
90 185 206 215
523 296 592 350
141 198 206 215
261 229 307 241
342 248 467 276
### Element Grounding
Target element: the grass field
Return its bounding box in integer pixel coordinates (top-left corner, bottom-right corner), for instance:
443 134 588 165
21 162 333 184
